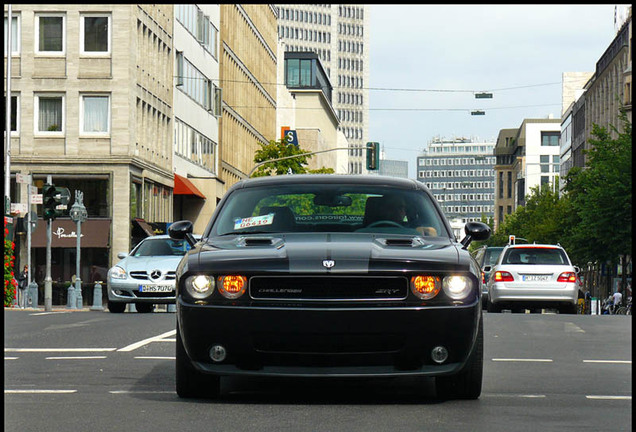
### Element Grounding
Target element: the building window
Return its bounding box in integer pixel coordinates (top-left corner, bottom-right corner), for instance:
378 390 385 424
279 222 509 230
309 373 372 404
541 131 559 146
3 94 19 132
80 94 110 134
4 14 20 54
35 94 64 133
36 14 65 54
81 14 110 54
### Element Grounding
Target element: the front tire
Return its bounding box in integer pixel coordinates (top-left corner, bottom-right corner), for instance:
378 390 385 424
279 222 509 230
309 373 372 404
176 324 221 399
107 301 126 313
435 317 483 400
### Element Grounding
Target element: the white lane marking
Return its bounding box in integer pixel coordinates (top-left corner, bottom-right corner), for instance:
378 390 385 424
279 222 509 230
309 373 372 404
45 356 107 360
5 357 19 360
586 395 632 400
134 356 176 360
583 360 632 364
5 348 116 352
5 390 77 394
109 390 175 394
492 358 553 362
31 311 73 316
117 329 176 352
565 322 585 333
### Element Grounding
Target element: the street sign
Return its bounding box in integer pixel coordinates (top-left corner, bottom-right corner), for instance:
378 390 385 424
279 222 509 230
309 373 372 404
10 203 28 214
284 130 299 146
30 194 43 204
16 173 32 184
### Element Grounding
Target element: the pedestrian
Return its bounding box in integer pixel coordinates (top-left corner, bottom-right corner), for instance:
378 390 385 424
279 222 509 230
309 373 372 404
612 288 623 308
17 265 28 308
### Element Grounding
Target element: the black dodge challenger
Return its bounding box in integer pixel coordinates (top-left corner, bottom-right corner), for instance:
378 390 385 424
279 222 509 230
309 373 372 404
168 174 490 399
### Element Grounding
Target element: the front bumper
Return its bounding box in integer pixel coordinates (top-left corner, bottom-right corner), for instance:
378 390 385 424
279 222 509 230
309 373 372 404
107 280 176 304
178 299 481 377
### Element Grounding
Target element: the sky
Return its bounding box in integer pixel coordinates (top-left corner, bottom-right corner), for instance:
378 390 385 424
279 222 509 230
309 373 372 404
367 4 630 178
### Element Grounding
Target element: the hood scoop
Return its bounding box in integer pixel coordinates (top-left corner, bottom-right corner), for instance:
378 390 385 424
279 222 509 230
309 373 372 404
238 236 283 248
381 237 425 247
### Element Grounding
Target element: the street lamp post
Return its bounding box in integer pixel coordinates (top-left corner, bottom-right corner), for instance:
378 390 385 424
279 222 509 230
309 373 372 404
69 191 88 309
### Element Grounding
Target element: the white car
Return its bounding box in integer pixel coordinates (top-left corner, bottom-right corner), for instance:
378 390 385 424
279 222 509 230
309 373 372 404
485 244 580 314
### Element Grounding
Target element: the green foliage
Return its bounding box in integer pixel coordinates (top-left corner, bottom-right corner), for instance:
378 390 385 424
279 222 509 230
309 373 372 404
562 111 632 265
4 218 17 307
252 139 335 177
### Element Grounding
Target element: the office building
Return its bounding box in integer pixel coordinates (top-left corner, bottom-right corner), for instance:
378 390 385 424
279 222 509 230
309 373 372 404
276 4 370 174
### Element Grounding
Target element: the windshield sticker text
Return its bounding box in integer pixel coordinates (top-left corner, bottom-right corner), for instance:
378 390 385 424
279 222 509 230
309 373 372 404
234 213 274 230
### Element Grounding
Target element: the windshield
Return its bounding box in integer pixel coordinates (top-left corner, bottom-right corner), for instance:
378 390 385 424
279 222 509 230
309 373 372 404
502 247 569 265
209 184 449 237
131 238 192 257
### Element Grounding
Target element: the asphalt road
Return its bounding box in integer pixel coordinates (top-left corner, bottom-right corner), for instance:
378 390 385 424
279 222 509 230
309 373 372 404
3 307 632 432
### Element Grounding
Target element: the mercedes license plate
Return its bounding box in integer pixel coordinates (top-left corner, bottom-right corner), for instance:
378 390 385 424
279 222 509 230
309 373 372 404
523 275 550 282
139 284 173 293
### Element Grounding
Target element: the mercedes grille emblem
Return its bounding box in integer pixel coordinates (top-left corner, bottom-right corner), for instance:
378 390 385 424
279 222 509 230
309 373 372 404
149 269 162 280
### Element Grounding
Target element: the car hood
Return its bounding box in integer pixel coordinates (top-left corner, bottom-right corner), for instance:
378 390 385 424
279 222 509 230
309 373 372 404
190 233 464 273
116 255 185 272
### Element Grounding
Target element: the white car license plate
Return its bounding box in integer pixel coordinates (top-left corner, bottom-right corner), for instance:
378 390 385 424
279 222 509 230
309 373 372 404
139 285 173 293
523 275 550 282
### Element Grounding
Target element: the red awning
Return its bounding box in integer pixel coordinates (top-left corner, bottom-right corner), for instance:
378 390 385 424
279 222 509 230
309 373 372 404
173 174 206 199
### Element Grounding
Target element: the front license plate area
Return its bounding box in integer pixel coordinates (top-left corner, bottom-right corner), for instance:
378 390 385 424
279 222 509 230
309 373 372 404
522 275 550 282
138 284 173 293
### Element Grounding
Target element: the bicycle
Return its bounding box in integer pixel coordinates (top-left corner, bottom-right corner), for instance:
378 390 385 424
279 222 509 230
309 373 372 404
614 297 632 315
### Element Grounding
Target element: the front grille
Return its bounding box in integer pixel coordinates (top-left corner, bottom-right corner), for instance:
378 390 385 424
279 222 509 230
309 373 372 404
249 276 408 301
129 271 176 281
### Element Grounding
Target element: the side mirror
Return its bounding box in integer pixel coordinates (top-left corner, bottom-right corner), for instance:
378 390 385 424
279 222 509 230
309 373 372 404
117 252 128 260
460 221 491 249
169 220 196 246
483 265 492 273
574 266 581 274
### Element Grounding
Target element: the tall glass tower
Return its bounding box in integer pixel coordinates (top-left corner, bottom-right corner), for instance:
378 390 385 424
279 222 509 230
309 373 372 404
276 5 370 174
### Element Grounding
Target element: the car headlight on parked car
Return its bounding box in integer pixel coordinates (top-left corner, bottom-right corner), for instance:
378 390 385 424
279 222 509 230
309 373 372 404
443 275 473 300
109 266 126 280
185 275 215 299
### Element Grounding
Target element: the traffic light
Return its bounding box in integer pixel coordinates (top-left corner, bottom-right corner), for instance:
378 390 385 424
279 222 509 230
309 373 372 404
366 142 380 171
42 184 70 221
43 184 58 221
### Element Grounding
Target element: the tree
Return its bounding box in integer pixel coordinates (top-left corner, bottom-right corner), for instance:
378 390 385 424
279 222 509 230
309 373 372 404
251 139 335 177
563 110 632 291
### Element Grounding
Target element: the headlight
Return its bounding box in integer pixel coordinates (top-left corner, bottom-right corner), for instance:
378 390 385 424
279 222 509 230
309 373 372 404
218 275 247 299
443 275 473 300
410 275 441 300
109 266 126 280
185 275 215 299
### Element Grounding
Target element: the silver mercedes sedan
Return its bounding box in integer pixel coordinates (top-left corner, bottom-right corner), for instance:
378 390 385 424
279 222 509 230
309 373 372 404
485 244 580 314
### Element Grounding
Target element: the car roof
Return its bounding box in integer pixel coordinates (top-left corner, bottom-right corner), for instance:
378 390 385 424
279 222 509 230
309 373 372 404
506 244 564 249
229 174 426 191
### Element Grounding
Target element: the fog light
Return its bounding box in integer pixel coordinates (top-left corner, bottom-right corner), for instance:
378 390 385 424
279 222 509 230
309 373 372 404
431 346 449 364
209 345 227 363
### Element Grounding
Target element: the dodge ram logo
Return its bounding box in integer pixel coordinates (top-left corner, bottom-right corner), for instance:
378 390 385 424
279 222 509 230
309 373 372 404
322 260 335 269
